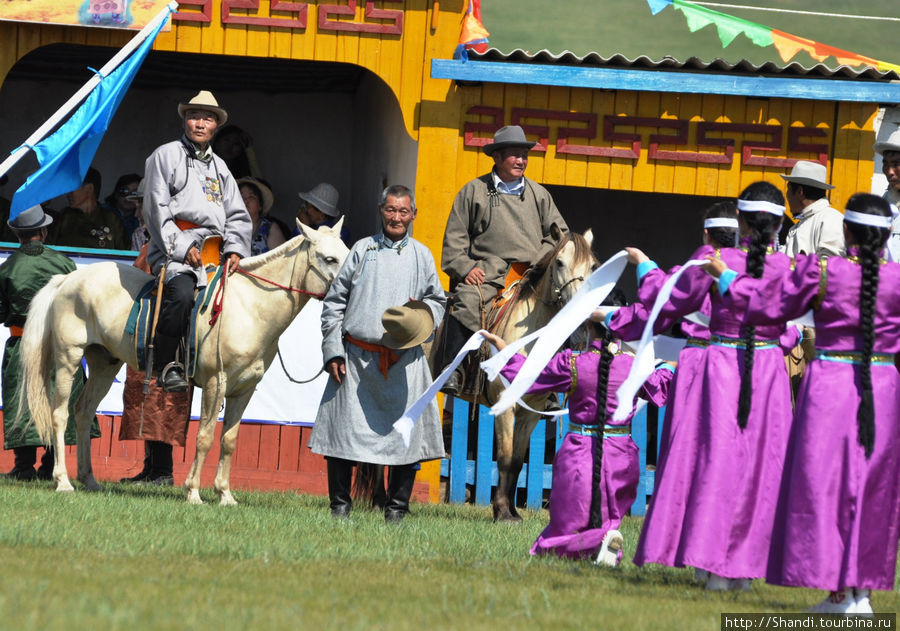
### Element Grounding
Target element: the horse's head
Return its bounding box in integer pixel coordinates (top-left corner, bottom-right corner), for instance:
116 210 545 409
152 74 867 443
547 227 596 308
297 217 350 295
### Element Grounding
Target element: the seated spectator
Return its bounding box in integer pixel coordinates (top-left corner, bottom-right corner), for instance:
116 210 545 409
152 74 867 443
238 177 287 255
212 125 261 179
295 182 349 244
128 178 148 252
47 167 129 250
103 172 142 241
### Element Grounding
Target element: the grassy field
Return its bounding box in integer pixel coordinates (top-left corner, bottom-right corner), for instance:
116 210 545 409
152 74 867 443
482 0 900 68
0 479 897 630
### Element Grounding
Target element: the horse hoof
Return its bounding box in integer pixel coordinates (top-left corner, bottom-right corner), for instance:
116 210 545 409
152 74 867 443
81 478 102 492
55 481 75 493
219 493 238 507
186 490 204 505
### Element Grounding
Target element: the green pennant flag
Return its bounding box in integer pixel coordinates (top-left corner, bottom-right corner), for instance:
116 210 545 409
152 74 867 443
673 0 772 48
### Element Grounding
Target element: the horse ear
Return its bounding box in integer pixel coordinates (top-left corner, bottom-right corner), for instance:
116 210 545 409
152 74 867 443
329 216 345 236
296 219 320 241
583 228 593 248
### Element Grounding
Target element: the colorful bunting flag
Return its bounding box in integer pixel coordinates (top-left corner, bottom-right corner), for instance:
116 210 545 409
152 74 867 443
646 0 898 72
454 0 489 61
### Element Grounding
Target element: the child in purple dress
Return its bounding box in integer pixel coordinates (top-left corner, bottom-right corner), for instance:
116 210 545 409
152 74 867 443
706 193 900 614
483 307 673 565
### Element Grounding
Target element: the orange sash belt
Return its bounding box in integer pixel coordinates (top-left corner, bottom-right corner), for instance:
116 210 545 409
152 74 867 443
8 325 23 337
175 219 222 275
345 334 400 378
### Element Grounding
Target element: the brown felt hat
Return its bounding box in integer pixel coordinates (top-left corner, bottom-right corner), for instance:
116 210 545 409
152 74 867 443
381 300 434 350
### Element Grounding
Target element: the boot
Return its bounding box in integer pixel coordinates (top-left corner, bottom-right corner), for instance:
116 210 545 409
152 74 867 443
146 441 174 486
435 316 474 396
326 457 354 518
121 443 153 482
36 447 55 481
5 446 37 481
154 333 189 393
384 464 417 523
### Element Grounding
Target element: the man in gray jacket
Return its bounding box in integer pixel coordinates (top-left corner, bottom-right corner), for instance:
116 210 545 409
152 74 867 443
143 91 251 391
438 125 568 394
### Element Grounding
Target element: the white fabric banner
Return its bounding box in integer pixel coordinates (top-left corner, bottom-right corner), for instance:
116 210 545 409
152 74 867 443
0 250 328 425
612 259 706 420
489 250 628 416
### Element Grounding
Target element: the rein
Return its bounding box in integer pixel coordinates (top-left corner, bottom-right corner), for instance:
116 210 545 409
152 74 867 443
236 267 326 298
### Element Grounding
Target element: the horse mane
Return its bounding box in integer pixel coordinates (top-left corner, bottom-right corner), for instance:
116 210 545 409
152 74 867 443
516 232 593 302
237 233 303 271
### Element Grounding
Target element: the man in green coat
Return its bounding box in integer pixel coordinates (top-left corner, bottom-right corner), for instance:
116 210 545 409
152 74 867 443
0 204 98 480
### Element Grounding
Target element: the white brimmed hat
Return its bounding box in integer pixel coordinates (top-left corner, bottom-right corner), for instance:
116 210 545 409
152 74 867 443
8 204 52 230
298 182 340 218
780 160 834 190
874 128 900 155
381 300 434 349
178 90 228 126
237 177 274 215
482 125 537 156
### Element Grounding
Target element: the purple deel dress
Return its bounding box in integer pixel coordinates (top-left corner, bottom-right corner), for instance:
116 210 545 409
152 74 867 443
500 343 673 560
725 251 900 592
611 243 795 579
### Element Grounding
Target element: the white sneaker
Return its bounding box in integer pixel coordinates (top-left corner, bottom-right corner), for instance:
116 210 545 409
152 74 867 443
594 529 624 567
705 573 732 591
854 590 874 615
729 578 752 591
693 568 710 583
807 589 855 614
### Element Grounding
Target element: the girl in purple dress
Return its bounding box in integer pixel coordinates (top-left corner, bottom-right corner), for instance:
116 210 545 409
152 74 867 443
609 182 795 590
706 193 900 614
483 311 673 565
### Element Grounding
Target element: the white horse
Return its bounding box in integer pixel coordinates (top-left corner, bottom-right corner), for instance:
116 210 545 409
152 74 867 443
19 220 349 505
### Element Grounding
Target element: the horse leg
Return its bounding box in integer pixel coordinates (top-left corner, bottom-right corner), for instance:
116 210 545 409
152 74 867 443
508 410 541 517
492 409 520 522
49 354 82 493
214 390 253 506
185 376 225 505
73 350 121 491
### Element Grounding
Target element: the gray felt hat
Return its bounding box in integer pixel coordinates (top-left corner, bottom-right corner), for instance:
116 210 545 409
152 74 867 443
482 125 537 156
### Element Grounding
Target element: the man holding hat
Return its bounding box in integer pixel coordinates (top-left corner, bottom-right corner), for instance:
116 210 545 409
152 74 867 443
295 182 349 245
142 90 251 392
780 160 844 258
438 125 568 394
873 126 900 260
0 205 99 480
309 184 445 523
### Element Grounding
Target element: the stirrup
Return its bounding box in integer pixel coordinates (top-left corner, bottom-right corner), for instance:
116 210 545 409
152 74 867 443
159 361 189 393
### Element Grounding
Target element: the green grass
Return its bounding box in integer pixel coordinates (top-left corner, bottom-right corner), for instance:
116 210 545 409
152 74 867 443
0 479 896 630
482 0 900 68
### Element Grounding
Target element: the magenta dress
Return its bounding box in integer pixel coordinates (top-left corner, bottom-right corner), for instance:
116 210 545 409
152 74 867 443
500 343 673 559
613 244 794 579
725 251 900 591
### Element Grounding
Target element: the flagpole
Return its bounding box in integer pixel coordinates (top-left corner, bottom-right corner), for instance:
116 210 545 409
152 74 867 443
0 0 177 181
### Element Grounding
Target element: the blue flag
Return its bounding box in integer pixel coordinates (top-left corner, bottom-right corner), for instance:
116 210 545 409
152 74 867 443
646 0 673 16
10 13 169 220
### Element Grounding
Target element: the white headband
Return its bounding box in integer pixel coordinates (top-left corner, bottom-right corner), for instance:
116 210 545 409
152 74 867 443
737 199 785 216
704 218 739 229
843 210 893 229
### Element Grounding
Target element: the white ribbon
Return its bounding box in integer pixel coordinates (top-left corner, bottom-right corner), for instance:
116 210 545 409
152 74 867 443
844 210 894 229
653 335 688 363
489 250 628 416
703 217 738 229
737 199 785 216
613 259 706 420
788 309 815 329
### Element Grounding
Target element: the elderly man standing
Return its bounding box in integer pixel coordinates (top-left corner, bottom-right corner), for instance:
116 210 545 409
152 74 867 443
143 90 251 392
874 127 900 260
309 185 445 523
437 125 568 395
780 160 844 257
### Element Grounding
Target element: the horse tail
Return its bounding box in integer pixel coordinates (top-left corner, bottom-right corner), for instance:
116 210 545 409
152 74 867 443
353 463 387 509
17 274 67 445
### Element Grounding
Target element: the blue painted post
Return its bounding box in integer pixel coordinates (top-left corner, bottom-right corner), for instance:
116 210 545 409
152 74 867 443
526 418 546 509
474 402 494 506
448 397 469 504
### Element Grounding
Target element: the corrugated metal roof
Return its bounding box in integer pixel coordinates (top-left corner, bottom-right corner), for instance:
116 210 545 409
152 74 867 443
470 48 900 81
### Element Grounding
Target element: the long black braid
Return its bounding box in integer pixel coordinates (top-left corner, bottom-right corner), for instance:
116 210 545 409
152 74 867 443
844 193 891 457
736 182 784 429
588 289 625 530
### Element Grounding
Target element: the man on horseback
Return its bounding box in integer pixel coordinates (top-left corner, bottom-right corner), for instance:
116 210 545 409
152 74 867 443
143 90 251 392
437 125 568 395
